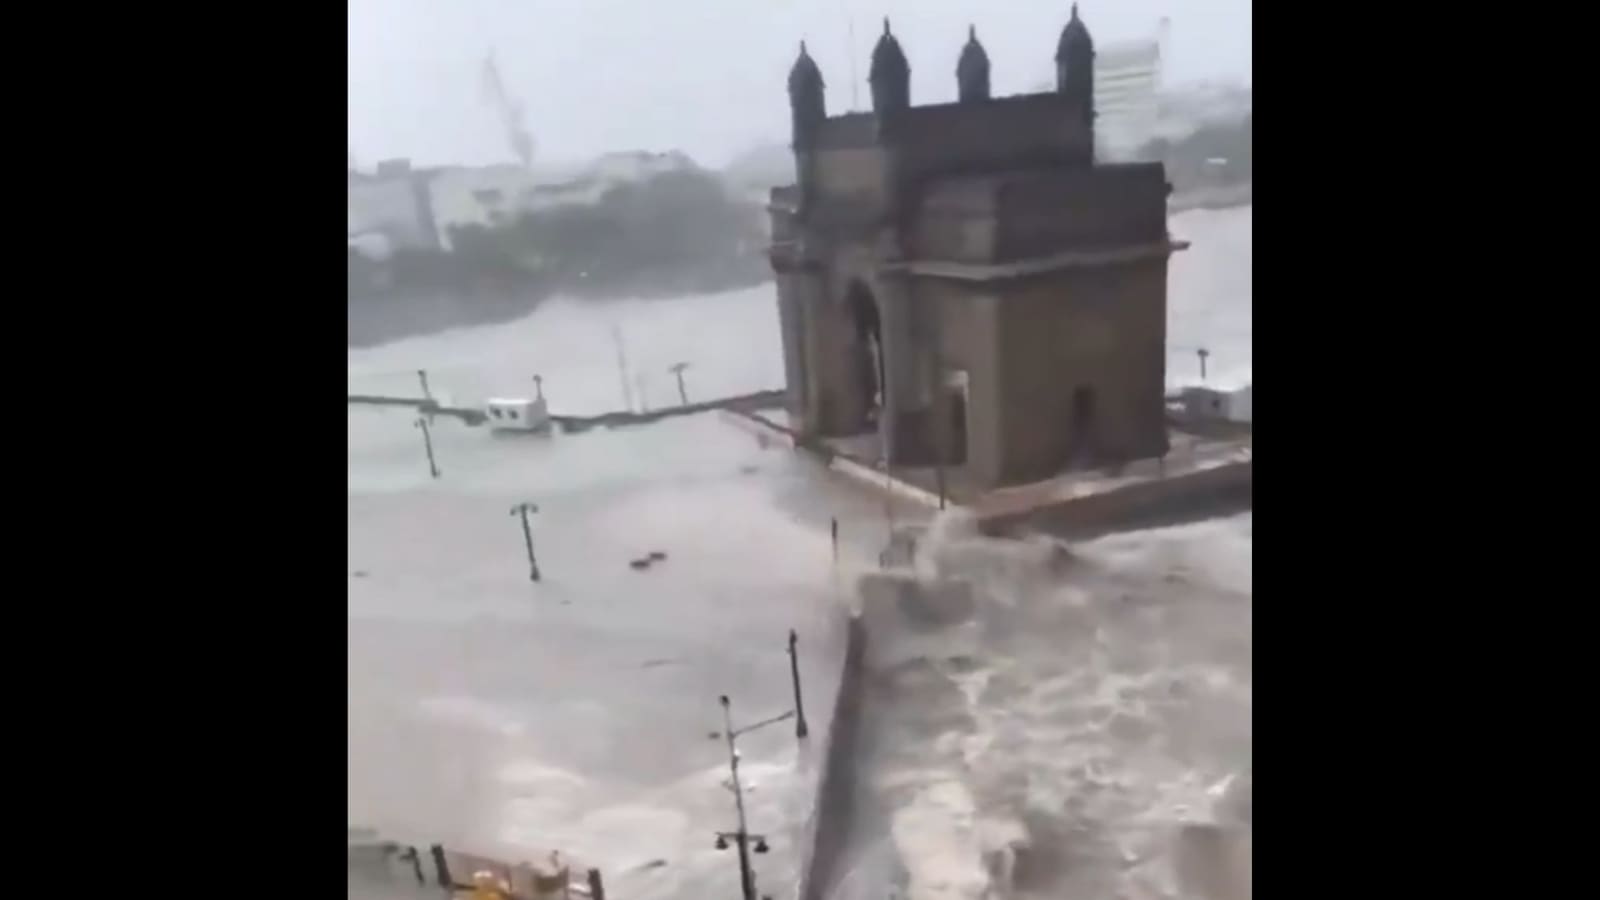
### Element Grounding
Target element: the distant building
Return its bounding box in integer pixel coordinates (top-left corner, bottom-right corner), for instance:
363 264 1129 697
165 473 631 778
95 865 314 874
427 163 549 248
586 150 693 182
349 151 703 254
425 152 697 250
1031 18 1168 156
1178 385 1251 424
770 8 1184 489
347 159 441 252
1093 22 1166 154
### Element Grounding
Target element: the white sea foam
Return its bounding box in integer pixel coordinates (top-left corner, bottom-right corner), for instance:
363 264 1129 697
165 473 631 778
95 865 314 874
847 511 1252 899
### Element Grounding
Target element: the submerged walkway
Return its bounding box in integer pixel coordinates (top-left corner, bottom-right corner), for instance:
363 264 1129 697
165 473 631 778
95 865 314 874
347 388 785 431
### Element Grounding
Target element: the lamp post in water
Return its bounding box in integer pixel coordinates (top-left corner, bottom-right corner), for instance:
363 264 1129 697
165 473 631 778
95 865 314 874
417 369 433 401
787 630 809 739
611 324 634 412
509 502 541 582
1197 347 1210 383
713 694 786 900
414 417 440 479
668 362 690 406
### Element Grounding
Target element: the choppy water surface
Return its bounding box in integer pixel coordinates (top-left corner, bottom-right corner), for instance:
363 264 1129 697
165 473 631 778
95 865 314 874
347 205 1252 899
833 511 1251 899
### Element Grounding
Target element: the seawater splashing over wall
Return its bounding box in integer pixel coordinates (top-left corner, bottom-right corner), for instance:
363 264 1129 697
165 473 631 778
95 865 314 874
830 510 1251 899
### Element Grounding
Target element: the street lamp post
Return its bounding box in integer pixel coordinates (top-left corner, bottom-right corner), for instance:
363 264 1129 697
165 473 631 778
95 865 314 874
668 362 690 406
611 324 634 412
933 355 948 510
532 374 545 402
509 502 541 582
636 374 651 413
713 695 791 900
787 630 809 739
414 417 440 479
417 369 433 402
1197 347 1211 383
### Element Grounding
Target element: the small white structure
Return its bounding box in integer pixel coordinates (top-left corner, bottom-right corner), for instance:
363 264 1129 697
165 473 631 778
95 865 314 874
1179 385 1252 424
484 397 550 433
1226 385 1252 424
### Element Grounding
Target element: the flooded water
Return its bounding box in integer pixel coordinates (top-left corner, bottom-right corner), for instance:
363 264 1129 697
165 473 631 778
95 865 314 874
832 511 1252 899
347 204 1252 898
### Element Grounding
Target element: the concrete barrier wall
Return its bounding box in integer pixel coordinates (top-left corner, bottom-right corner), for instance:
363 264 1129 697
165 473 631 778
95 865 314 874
347 833 601 900
797 612 868 900
980 460 1252 539
721 409 946 511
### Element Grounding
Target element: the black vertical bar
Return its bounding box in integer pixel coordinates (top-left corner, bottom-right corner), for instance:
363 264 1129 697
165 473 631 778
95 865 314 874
519 507 541 582
418 419 439 479
788 629 809 738
587 868 606 900
721 696 757 900
736 832 756 900
429 844 451 888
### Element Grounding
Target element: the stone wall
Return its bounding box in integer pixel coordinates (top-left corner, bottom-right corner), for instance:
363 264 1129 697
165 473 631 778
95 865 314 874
891 94 1092 185
996 163 1168 259
980 459 1253 538
911 163 1167 264
797 612 868 900
992 259 1169 483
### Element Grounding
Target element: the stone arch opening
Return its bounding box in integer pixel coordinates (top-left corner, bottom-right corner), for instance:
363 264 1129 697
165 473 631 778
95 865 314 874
846 280 884 430
1071 384 1097 463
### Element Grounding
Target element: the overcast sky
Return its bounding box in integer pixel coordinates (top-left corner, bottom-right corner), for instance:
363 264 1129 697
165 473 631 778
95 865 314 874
348 0 1251 170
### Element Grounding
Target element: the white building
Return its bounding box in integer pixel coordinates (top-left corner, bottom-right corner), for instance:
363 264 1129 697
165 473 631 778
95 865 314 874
1033 19 1169 157
347 159 440 252
351 151 702 254
1094 36 1163 154
1178 385 1252 425
425 152 696 250
585 150 692 182
426 164 556 248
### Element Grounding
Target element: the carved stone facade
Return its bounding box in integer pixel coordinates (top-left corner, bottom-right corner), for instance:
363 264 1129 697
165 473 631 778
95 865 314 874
770 8 1183 488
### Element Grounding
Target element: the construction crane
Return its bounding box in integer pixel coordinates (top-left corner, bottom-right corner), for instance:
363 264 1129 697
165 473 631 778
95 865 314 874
481 50 535 169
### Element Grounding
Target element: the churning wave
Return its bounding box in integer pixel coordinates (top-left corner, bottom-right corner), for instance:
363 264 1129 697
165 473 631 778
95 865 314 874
830 509 1251 899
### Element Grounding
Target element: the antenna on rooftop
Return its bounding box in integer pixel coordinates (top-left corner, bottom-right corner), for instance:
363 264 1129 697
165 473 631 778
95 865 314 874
844 0 860 110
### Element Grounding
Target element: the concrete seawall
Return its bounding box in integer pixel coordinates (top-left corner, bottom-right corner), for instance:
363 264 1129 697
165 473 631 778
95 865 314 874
796 613 868 900
979 459 1253 539
723 408 1250 543
352 388 785 432
347 831 601 899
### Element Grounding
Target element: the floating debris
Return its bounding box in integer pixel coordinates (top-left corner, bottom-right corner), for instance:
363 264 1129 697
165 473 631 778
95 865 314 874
629 558 652 570
648 551 667 562
631 859 669 872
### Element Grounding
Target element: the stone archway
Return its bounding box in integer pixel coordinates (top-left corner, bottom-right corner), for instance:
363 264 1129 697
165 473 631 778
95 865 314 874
845 279 884 432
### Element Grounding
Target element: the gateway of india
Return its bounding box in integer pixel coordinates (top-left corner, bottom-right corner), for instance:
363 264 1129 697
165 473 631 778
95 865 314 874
768 6 1185 489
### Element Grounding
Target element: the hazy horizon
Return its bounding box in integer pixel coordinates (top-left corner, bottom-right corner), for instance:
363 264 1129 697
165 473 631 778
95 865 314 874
349 0 1252 170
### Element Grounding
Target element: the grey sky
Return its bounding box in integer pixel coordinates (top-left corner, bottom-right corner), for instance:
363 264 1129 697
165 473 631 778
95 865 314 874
348 0 1251 170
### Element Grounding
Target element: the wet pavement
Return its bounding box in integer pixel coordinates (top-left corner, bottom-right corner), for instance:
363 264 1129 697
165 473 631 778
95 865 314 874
349 408 927 900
